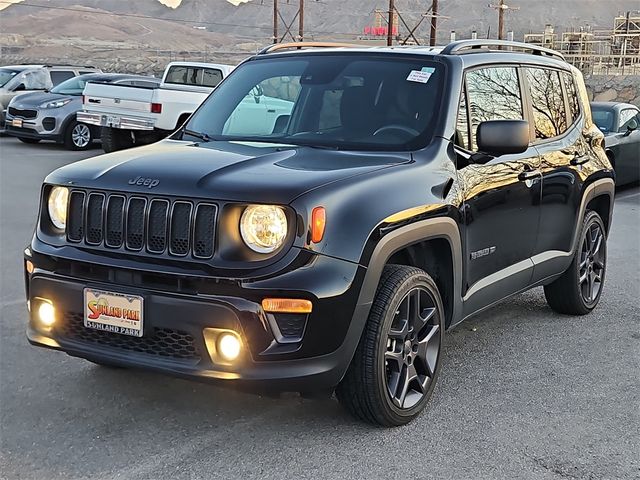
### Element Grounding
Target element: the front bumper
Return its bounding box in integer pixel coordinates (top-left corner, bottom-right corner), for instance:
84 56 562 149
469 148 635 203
77 111 156 131
5 111 64 140
24 242 369 391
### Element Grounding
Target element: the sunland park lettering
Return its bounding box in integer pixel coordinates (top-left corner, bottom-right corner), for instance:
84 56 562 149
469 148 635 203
87 299 140 322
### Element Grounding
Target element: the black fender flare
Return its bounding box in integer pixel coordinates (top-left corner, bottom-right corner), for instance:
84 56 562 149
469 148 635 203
331 217 464 384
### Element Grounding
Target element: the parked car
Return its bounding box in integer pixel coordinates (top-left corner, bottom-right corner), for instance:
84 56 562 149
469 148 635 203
0 64 101 128
77 61 235 152
25 40 614 426
591 101 640 186
5 74 160 150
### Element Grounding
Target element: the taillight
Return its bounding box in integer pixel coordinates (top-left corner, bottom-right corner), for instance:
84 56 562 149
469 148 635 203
151 103 162 114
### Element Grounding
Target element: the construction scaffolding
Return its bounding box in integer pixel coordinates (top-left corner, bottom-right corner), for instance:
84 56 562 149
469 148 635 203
525 12 640 75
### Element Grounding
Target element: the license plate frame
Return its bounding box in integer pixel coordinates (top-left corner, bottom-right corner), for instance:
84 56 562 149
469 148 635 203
84 288 144 337
105 115 120 127
11 118 23 128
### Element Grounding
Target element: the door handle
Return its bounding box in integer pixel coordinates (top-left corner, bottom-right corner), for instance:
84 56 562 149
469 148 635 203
518 170 540 181
570 155 590 166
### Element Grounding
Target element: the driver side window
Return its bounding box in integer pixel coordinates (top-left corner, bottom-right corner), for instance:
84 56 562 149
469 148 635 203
464 67 524 151
618 109 639 132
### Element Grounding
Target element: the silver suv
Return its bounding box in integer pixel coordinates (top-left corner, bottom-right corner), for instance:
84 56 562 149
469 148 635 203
5 73 160 150
0 65 101 127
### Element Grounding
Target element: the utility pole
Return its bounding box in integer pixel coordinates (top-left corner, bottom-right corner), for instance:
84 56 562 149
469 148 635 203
273 0 278 43
488 0 518 40
387 0 395 46
429 0 438 46
299 0 304 41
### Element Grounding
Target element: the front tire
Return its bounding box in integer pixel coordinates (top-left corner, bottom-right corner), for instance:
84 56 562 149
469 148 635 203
544 211 607 315
336 265 444 426
64 121 93 150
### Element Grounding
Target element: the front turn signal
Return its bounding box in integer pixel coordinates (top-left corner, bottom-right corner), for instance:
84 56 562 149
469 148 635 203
262 298 313 314
311 206 326 244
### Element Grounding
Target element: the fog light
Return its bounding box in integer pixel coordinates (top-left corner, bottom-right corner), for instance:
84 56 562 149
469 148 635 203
218 333 241 361
37 301 56 327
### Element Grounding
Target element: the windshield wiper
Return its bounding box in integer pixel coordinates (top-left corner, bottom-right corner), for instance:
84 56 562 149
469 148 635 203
183 128 212 143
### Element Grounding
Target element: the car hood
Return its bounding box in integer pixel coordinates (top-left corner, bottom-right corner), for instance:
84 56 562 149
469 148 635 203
9 92 74 108
45 139 412 204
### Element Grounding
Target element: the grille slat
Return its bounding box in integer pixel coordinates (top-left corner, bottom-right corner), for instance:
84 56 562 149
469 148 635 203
64 190 216 258
169 202 192 256
147 200 169 253
67 191 85 242
105 196 125 247
85 193 104 244
126 198 146 251
193 204 216 259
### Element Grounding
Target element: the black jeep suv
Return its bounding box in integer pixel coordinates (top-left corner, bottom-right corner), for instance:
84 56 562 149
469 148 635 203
25 40 614 426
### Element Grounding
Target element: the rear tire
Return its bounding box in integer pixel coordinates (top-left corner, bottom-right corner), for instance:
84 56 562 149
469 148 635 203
336 265 444 427
64 121 93 150
18 137 41 144
544 211 607 315
101 127 134 153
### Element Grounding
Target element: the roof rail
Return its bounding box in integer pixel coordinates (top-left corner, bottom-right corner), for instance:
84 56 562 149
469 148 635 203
441 40 564 61
258 41 361 55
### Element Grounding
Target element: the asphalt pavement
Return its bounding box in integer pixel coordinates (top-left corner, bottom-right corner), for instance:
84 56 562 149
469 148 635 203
1 136 638 480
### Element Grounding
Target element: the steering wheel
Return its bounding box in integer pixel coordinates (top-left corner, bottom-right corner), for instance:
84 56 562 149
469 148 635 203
373 124 420 138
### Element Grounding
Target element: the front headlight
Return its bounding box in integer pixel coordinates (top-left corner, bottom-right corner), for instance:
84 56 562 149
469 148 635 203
240 205 288 253
48 186 69 230
39 98 72 109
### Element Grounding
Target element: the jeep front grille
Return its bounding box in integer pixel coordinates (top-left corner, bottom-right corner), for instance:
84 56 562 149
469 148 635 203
66 190 217 259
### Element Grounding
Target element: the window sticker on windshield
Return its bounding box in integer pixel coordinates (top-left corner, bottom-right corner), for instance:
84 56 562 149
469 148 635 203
407 70 432 83
421 67 436 74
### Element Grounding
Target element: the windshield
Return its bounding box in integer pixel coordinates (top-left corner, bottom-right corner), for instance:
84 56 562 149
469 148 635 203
0 68 20 88
591 108 614 133
184 54 444 151
51 76 90 95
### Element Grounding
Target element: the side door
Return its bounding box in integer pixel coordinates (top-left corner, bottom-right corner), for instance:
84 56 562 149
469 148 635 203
528 67 585 281
458 65 542 316
613 107 640 185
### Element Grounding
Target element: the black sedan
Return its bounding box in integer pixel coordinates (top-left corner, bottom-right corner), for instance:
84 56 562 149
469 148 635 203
591 101 640 186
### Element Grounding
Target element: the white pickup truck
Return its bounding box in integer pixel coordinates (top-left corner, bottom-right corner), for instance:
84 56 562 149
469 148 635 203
77 61 235 152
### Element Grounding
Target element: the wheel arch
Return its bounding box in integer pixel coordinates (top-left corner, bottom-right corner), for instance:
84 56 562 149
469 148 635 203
174 112 192 131
356 217 463 330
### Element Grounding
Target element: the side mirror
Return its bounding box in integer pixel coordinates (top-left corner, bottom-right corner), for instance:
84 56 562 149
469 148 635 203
13 83 26 92
476 120 530 156
251 85 264 104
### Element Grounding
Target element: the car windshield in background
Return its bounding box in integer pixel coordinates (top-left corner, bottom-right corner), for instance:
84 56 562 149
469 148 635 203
51 76 89 95
592 108 614 133
184 54 444 151
0 68 20 88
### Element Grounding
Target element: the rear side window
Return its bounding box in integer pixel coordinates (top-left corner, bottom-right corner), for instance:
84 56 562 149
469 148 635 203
465 66 524 151
50 70 75 85
165 66 223 88
526 68 568 140
562 72 580 124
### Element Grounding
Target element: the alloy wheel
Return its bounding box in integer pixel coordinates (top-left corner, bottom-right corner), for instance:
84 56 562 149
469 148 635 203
578 222 605 304
384 287 440 409
72 124 91 148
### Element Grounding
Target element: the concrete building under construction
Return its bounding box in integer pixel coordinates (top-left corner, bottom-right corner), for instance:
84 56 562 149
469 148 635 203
525 12 640 75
